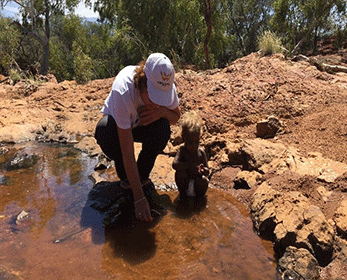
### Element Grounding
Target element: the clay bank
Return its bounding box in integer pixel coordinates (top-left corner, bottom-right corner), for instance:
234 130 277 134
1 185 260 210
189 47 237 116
1 52 347 279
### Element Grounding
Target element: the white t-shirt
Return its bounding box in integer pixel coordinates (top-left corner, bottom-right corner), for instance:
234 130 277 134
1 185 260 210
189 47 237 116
101 66 179 129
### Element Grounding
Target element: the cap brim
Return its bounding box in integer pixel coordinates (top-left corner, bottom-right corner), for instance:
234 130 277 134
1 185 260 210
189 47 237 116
147 80 175 107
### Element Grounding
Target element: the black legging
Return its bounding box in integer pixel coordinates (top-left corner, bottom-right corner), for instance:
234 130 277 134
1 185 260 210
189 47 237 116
94 115 171 181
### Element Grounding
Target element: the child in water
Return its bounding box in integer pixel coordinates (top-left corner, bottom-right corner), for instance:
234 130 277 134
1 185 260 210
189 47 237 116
172 111 209 198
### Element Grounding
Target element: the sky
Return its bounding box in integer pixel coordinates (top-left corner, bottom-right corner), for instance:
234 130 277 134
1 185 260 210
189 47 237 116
0 1 99 20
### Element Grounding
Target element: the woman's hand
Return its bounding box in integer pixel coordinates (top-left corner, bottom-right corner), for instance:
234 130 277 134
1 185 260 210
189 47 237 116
134 196 153 222
138 105 163 126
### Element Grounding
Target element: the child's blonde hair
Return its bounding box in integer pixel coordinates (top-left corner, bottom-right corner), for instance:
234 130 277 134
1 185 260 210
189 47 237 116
180 111 204 139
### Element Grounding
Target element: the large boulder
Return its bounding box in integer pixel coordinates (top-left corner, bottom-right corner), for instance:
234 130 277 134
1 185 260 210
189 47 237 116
251 183 335 266
226 138 347 182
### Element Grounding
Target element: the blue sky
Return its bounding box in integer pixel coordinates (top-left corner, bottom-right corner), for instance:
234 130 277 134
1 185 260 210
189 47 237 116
0 1 99 19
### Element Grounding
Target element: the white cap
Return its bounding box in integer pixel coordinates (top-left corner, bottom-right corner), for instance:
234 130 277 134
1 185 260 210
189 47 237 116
144 53 176 107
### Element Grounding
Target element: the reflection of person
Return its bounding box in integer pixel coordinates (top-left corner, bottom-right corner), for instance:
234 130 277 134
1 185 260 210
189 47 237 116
94 53 180 222
172 111 209 198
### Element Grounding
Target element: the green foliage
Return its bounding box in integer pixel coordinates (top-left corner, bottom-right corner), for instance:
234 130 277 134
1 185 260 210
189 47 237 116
222 0 274 61
258 31 283 55
72 42 93 84
2 0 347 80
49 36 73 81
0 16 20 74
9 69 22 83
271 0 347 52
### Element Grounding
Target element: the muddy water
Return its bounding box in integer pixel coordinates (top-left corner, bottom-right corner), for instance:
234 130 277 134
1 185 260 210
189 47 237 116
0 143 277 280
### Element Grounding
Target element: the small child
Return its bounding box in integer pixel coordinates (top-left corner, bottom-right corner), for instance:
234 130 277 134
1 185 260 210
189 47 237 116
172 111 209 198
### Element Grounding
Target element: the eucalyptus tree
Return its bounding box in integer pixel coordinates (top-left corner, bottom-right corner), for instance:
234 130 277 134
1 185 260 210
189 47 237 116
92 0 227 69
0 16 20 74
271 0 347 54
0 0 80 75
223 0 274 58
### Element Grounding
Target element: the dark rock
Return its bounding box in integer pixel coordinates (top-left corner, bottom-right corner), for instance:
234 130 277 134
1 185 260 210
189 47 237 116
256 115 282 138
278 246 320 280
4 150 39 171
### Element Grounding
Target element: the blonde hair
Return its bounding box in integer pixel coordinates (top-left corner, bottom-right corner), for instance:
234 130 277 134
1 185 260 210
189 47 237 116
133 60 147 91
180 111 204 139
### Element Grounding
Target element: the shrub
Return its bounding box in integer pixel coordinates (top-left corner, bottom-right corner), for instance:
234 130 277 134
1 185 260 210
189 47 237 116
72 42 93 84
258 31 283 56
9 69 22 83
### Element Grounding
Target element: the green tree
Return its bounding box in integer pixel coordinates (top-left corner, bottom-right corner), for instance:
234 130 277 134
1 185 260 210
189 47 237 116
0 16 20 74
92 0 228 69
222 0 274 59
0 0 80 75
271 0 347 54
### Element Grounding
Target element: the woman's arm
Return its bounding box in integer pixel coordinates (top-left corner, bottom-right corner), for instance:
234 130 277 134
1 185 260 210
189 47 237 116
117 126 153 222
161 106 180 125
138 106 180 126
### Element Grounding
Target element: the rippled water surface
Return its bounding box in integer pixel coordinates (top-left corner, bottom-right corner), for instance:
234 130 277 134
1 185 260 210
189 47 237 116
0 143 276 280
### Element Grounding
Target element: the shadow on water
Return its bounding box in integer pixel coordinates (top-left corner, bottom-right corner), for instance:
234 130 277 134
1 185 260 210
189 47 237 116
83 180 173 265
173 195 208 219
0 143 277 280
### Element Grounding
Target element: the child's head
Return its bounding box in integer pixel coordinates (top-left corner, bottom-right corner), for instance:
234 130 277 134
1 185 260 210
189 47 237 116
180 111 203 152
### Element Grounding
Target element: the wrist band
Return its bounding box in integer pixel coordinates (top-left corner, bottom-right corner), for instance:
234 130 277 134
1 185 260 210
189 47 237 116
134 197 146 204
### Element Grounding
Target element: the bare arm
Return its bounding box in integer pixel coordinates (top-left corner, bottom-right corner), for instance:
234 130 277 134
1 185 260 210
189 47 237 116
138 106 180 126
199 147 210 177
117 126 152 222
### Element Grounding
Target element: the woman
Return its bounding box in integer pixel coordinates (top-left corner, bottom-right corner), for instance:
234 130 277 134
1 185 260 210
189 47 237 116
95 53 180 222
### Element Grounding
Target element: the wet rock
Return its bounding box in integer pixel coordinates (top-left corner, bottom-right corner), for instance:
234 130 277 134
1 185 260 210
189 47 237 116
0 124 44 143
0 175 9 185
94 157 112 171
256 115 282 138
251 183 334 266
74 136 102 156
233 170 261 189
89 171 107 184
157 182 178 192
278 246 320 280
0 146 9 156
15 210 29 225
4 150 39 171
87 180 164 227
0 265 23 280
334 199 347 238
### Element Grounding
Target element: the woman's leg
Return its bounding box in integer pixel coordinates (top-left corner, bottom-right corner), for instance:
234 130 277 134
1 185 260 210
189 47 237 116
94 115 127 181
133 118 171 181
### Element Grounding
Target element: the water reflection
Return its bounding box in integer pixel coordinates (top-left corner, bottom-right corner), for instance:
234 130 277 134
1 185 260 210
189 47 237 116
0 143 276 280
0 142 97 238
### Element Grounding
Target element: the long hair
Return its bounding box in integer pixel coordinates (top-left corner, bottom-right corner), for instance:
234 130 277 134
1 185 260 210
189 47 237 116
133 60 147 91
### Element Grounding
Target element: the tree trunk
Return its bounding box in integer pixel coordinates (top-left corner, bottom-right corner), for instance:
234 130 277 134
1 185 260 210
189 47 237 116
292 1 334 55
